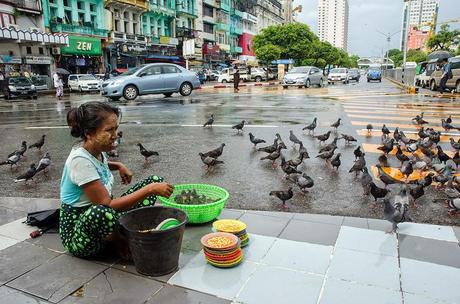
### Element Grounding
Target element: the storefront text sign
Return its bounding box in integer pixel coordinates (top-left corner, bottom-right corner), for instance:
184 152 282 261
61 36 102 56
25 56 52 64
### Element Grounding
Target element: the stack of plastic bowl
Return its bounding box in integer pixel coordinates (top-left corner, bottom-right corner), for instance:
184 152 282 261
200 232 243 268
212 219 249 247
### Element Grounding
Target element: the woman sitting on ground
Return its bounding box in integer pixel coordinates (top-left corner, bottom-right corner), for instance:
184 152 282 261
60 101 173 258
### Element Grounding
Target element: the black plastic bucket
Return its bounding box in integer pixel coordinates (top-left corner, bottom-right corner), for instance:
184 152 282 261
119 206 188 276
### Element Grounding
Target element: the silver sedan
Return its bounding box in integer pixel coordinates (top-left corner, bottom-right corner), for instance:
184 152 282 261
101 63 201 101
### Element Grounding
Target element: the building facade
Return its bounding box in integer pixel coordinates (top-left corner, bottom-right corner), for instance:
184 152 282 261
407 25 430 50
400 0 439 50
317 0 349 51
0 0 68 79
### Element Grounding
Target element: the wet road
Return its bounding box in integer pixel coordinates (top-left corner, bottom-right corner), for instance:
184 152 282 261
1 80 459 225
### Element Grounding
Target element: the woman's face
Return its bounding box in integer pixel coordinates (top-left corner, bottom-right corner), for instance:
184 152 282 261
86 113 119 152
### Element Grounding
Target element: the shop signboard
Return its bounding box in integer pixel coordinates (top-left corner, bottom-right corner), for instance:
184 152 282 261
169 38 179 45
25 56 52 64
61 36 102 56
159 36 171 45
0 55 22 64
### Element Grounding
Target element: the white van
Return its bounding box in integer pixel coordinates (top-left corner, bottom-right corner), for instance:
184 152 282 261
217 68 250 83
68 74 101 92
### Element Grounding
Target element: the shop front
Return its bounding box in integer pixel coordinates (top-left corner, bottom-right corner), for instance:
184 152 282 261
58 35 103 74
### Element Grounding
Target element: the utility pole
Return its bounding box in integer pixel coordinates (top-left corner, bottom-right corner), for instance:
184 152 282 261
376 30 400 70
402 0 411 84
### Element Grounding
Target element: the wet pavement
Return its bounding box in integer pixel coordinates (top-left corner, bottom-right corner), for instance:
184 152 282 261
1 80 460 225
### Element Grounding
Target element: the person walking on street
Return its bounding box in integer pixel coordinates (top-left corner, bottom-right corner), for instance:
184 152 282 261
53 71 64 100
233 66 240 92
439 58 452 94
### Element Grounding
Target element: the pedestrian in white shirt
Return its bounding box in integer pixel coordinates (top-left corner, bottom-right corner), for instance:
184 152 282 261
53 72 63 100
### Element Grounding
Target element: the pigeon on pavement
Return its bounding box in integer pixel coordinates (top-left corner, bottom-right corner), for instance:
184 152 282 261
137 143 159 164
314 131 332 145
257 139 278 153
318 137 338 153
14 163 37 184
298 142 310 159
331 153 341 170
382 197 411 233
289 130 302 147
0 152 21 170
203 114 214 128
202 143 226 159
36 152 51 174
296 173 314 192
340 133 357 145
260 146 283 167
369 182 390 207
366 124 373 135
303 118 317 134
316 147 337 162
232 120 245 133
249 133 266 148
269 187 293 208
330 118 341 130
353 146 363 160
349 154 366 175
361 167 373 196
199 153 224 170
8 141 27 158
28 135 46 151
375 164 400 188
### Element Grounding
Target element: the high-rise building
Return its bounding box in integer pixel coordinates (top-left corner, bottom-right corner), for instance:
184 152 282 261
400 0 439 50
317 0 349 51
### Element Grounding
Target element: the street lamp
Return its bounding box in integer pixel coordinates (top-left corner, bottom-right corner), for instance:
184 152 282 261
401 0 412 84
376 29 400 70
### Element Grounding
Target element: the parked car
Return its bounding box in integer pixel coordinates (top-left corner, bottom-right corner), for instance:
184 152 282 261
348 68 360 82
328 68 349 84
2 76 37 100
217 68 250 83
101 63 201 101
415 59 437 88
367 67 382 82
68 74 101 92
205 70 220 81
429 56 460 92
282 66 325 88
251 68 269 82
30 75 49 90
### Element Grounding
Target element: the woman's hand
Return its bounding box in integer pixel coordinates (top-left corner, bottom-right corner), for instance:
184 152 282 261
118 163 133 185
147 182 174 198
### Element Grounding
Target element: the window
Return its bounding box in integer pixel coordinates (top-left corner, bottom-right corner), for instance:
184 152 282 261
38 47 44 55
26 47 32 54
203 5 213 17
90 4 96 12
63 0 70 7
64 10 72 23
162 66 180 74
204 23 213 34
77 1 84 9
142 66 162 76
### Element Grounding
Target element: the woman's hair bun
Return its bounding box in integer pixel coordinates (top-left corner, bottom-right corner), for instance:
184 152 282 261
66 108 82 138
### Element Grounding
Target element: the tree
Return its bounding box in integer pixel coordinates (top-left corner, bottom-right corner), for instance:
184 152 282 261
387 49 403 67
427 24 460 51
406 49 427 63
254 44 282 65
253 23 318 63
349 55 360 68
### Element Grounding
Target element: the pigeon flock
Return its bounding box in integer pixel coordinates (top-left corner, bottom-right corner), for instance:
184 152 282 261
1 135 51 184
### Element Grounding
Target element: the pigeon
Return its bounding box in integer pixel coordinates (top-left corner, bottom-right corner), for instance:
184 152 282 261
436 145 451 164
377 138 395 155
137 143 159 163
434 173 450 189
331 153 341 170
340 133 357 145
330 118 342 130
8 141 27 158
280 157 302 176
453 151 460 167
446 115 453 124
441 119 460 132
375 164 400 188
202 143 226 159
361 167 373 196
316 147 337 162
199 153 224 170
409 184 425 208
257 139 278 154
318 137 338 153
366 124 373 135
382 197 411 233
232 120 246 133
394 186 410 207
314 131 332 145
417 172 434 187
412 113 428 125
303 118 317 134
286 153 306 168
349 154 366 175
203 114 214 128
418 127 429 139
400 160 414 181
28 135 46 151
14 163 37 184
369 182 390 207
353 146 363 160
35 152 51 174
298 142 310 159
445 198 460 216
395 145 410 166
260 145 282 166
269 187 293 208
449 138 460 150
394 127 402 141
296 173 314 192
378 154 389 167
289 130 302 147
249 133 266 148
0 152 21 170
275 133 287 150
381 124 390 136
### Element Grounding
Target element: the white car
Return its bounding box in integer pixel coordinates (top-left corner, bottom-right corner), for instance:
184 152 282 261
68 74 101 92
218 68 250 83
328 68 349 84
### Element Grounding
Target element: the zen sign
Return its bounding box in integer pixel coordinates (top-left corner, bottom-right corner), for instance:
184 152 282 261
61 36 102 56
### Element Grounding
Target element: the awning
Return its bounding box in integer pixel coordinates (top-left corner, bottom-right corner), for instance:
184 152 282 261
0 27 68 45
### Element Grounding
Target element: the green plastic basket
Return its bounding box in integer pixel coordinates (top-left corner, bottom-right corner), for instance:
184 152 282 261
158 184 229 224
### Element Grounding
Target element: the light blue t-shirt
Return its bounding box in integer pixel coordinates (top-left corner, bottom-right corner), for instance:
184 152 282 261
60 147 114 207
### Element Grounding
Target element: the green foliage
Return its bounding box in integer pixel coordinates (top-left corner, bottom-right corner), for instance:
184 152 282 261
427 24 460 51
385 49 426 67
254 44 282 65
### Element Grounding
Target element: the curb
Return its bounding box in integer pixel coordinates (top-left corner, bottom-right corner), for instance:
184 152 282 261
384 76 418 94
207 82 281 89
385 76 460 99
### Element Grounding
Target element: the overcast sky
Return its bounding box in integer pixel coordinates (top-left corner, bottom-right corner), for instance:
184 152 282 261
295 0 460 57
